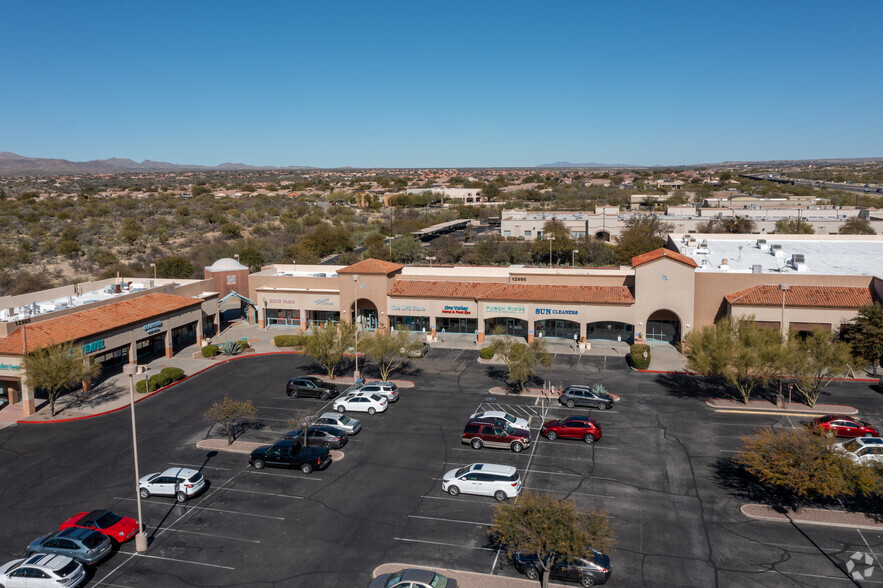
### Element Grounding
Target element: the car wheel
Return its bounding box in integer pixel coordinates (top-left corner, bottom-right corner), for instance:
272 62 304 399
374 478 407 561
580 575 596 587
546 430 558 440
368 407 376 415
825 430 835 438
252 459 265 470
494 490 507 501
584 434 595 444
864 432 874 438
322 441 332 448
471 438 483 449
337 405 346 413
288 390 298 398
176 491 187 503
140 488 151 499
566 400 575 408
301 463 313 474
596 402 607 411
525 567 540 580
511 441 524 453
448 485 460 496
320 392 329 401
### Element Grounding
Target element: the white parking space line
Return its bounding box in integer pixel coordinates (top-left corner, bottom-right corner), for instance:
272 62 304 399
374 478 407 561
420 495 498 505
395 537 495 551
168 463 231 471
153 526 262 543
119 551 235 570
113 496 286 520
768 569 875 583
409 515 489 526
523 486 614 499
858 529 883 573
452 350 464 361
523 468 585 477
215 486 304 499
246 470 325 481
253 416 291 422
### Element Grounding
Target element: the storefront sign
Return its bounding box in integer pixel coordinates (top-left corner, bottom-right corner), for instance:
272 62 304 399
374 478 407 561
391 304 427 312
14 318 31 326
143 321 163 335
0 363 20 370
313 297 334 306
535 308 579 316
82 340 105 354
511 276 527 282
442 305 471 315
485 304 526 315
268 298 298 304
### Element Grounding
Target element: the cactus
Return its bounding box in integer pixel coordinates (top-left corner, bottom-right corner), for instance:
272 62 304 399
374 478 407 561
591 383 609 396
219 340 241 356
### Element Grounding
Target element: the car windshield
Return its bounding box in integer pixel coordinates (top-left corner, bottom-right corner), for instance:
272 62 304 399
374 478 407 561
385 571 405 586
82 533 105 549
429 573 449 587
842 439 862 452
338 415 351 424
455 466 471 477
188 472 203 483
370 394 383 402
57 560 80 577
93 512 121 529
503 414 516 424
502 423 515 435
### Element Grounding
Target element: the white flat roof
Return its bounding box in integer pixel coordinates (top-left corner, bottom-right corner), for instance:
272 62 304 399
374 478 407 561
1 281 163 323
672 235 883 276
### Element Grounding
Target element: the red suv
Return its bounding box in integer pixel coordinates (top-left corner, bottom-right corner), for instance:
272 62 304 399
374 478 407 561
541 415 602 444
463 422 530 453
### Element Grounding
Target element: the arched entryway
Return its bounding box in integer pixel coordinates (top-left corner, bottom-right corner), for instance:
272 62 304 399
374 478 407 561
352 299 379 330
645 310 681 344
534 319 579 340
485 317 528 339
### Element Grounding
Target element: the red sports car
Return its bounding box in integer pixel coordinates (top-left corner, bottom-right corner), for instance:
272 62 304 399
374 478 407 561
60 510 139 543
541 415 602 444
805 415 879 438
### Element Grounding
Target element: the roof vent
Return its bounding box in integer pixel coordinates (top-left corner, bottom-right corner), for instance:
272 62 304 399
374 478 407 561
756 239 768 251
752 264 762 273
789 253 807 272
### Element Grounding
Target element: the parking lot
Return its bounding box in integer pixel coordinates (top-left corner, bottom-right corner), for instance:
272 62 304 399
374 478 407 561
0 352 881 586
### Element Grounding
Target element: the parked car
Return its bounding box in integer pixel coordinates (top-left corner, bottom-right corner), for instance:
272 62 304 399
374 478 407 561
405 341 431 358
333 393 388 414
368 568 457 588
284 425 349 449
313 412 361 435
541 415 602 444
513 549 612 587
804 414 879 438
835 437 883 465
286 376 339 400
441 463 522 501
26 527 113 566
462 422 530 452
469 409 529 431
249 439 331 474
139 467 207 502
0 554 86 588
60 510 139 543
559 385 614 410
344 381 399 402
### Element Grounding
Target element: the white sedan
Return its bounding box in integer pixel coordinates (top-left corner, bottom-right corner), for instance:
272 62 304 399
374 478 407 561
835 437 883 465
333 393 388 415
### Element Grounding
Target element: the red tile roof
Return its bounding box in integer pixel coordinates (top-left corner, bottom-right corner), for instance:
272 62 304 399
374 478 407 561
388 280 634 305
631 248 698 269
0 293 205 356
337 258 405 276
725 285 876 309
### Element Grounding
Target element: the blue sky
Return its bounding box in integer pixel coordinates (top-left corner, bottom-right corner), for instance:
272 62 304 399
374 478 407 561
3 1 881 168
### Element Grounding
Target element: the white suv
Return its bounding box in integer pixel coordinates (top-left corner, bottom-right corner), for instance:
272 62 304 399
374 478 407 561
140 467 207 502
441 463 522 501
345 382 399 403
835 437 883 465
469 410 529 430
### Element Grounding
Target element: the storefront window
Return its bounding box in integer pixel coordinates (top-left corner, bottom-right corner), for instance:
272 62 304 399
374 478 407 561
436 317 477 334
534 319 579 340
307 311 340 328
390 315 430 332
92 346 130 372
586 321 634 344
266 309 301 327
172 323 197 348
485 318 528 338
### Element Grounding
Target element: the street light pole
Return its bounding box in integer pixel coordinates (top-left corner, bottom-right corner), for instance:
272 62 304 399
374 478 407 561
123 363 148 552
426 256 436 268
150 263 156 280
779 283 789 343
572 249 578 267
548 236 555 267
353 274 360 383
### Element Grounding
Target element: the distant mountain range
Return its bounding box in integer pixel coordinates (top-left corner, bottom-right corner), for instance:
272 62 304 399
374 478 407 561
537 158 882 169
0 152 316 175
536 161 636 168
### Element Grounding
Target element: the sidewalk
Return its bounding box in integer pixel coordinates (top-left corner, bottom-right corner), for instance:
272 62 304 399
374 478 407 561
741 504 883 530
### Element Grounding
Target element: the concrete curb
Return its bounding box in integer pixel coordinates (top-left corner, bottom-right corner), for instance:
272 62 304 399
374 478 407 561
705 399 859 415
740 504 883 530
195 439 346 463
372 563 566 588
638 368 881 384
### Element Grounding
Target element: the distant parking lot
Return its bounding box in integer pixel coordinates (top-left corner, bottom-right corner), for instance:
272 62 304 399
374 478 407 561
0 353 881 586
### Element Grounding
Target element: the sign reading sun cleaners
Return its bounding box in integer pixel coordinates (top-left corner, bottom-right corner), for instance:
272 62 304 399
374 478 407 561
535 308 578 315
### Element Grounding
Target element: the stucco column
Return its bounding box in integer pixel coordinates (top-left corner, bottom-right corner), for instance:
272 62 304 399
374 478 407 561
300 309 308 330
527 319 535 344
164 330 173 359
257 305 265 329
580 321 586 341
197 316 205 343
129 341 137 364
214 307 221 336
476 302 485 343
20 374 34 417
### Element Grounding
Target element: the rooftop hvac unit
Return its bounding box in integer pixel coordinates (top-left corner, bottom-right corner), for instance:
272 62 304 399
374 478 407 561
770 244 782 254
752 264 762 273
790 253 807 272
756 239 767 249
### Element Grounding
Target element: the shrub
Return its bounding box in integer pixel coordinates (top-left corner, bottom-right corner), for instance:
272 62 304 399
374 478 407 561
479 347 495 360
237 339 249 351
630 343 651 369
274 335 300 347
161 367 185 382
136 373 171 394
219 341 241 356
202 344 219 358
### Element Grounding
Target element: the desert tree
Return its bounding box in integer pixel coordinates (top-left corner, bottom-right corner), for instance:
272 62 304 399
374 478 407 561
487 332 553 393
291 322 356 380
23 341 101 416
358 330 423 381
841 303 883 376
203 396 257 445
781 327 853 407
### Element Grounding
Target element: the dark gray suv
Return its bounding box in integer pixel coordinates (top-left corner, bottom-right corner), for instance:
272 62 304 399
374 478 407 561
559 385 614 410
286 376 339 400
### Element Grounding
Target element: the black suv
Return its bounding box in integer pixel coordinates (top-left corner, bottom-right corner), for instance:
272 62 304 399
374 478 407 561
286 376 339 400
514 549 612 587
559 385 614 410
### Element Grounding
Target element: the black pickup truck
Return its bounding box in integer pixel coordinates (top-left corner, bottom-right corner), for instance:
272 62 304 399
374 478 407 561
248 439 332 474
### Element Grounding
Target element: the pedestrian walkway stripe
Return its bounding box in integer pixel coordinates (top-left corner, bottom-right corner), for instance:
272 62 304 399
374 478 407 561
394 537 495 551
714 409 819 417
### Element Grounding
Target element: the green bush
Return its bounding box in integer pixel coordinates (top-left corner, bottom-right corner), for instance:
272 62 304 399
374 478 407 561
630 343 651 369
479 347 495 360
237 339 249 351
136 372 173 394
202 344 219 358
161 367 185 382
274 335 300 347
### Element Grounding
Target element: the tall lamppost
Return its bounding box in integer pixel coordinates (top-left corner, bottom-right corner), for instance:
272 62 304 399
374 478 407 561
149 263 156 280
779 283 789 343
234 253 240 263
426 256 436 268
353 274 360 383
548 236 555 267
123 363 148 552
572 249 579 267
